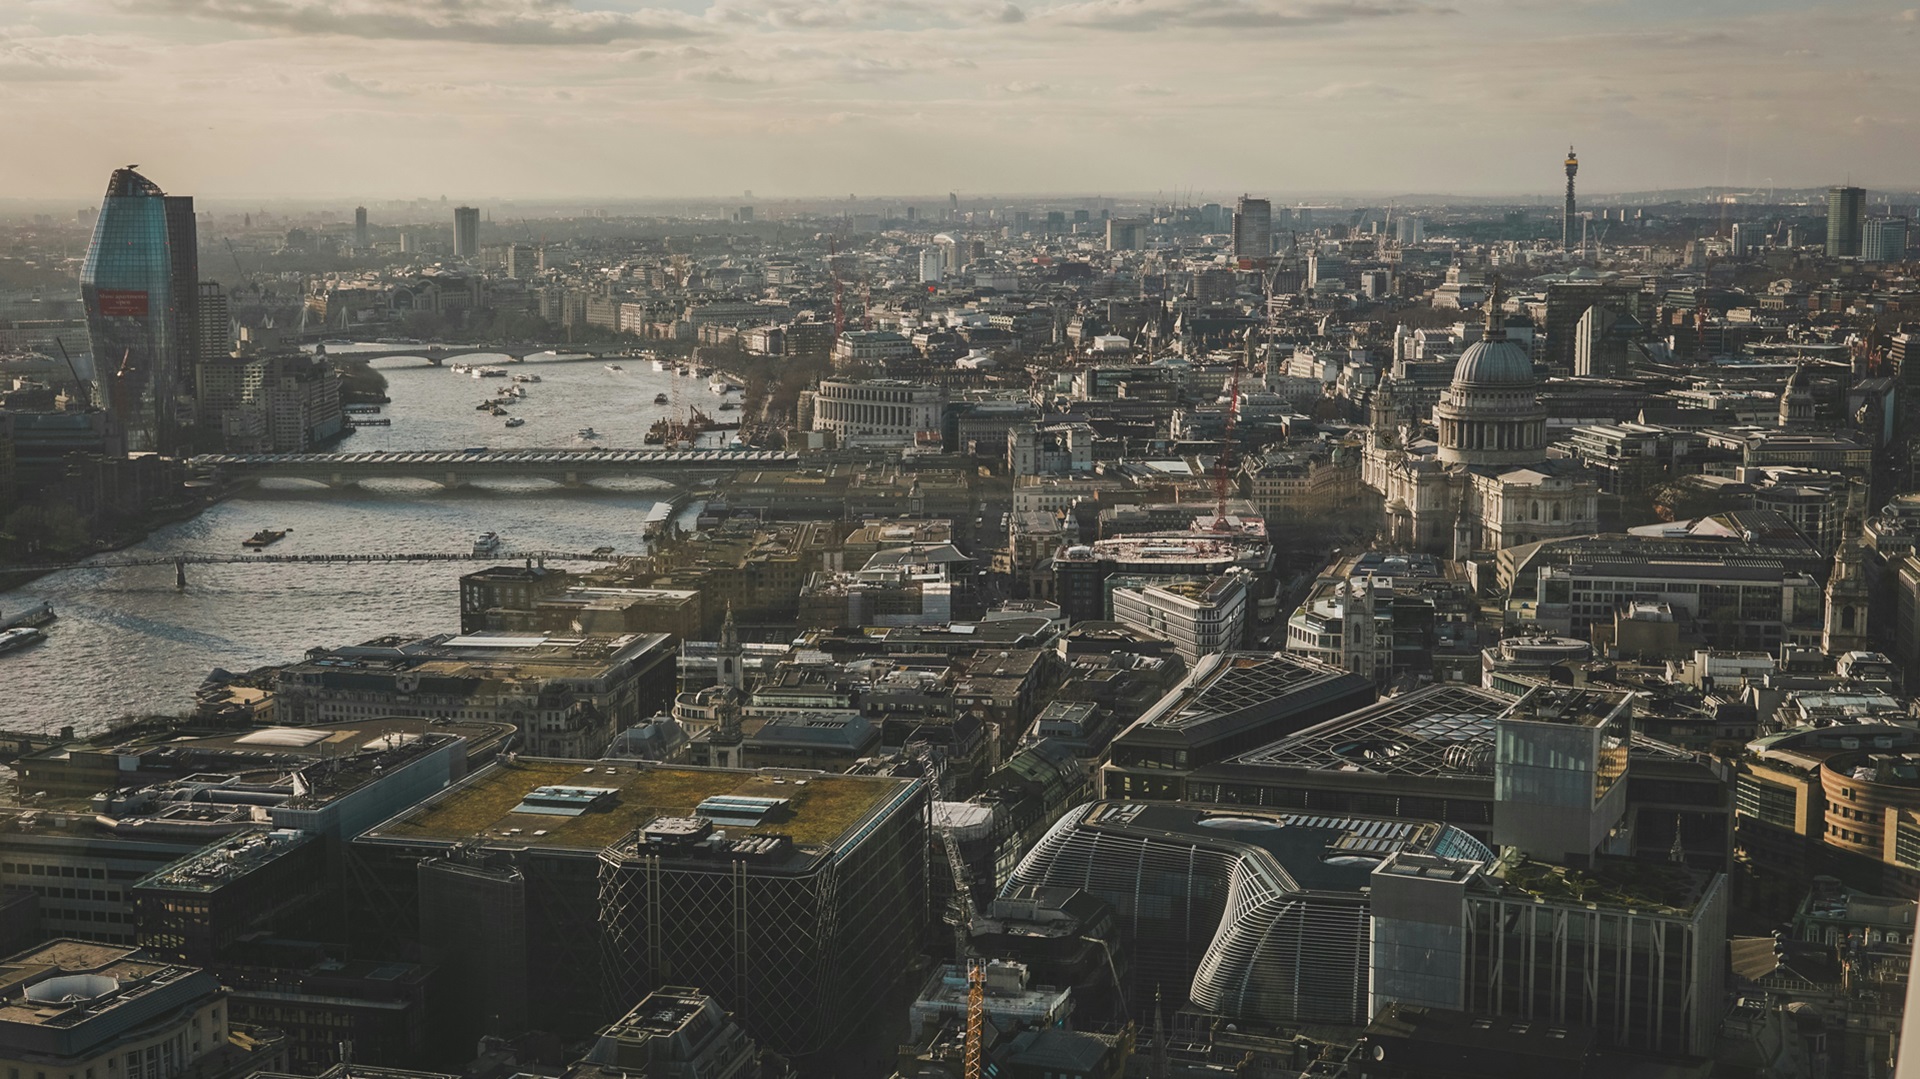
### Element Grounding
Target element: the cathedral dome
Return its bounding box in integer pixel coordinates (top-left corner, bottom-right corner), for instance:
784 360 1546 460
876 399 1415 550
1451 337 1535 388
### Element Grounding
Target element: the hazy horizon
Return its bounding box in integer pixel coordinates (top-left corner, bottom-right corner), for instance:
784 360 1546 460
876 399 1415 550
2 0 1915 201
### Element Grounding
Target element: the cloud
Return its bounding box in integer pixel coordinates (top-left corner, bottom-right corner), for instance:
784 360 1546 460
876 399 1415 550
1040 0 1443 32
989 3 1027 21
139 0 709 45
0 40 112 81
1122 82 1173 95
1304 79 1410 100
320 70 402 97
1002 79 1051 93
676 64 766 83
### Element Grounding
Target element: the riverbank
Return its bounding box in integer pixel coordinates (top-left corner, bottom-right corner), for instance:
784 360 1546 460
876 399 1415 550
0 487 232 593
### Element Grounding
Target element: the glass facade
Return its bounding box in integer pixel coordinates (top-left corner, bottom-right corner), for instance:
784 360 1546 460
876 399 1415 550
81 168 198 453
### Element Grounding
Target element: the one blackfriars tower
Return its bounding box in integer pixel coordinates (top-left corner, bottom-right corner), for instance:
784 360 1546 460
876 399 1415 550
1563 145 1579 253
80 165 199 454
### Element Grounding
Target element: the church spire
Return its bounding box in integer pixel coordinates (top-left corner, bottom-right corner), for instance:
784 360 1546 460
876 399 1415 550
1483 274 1506 341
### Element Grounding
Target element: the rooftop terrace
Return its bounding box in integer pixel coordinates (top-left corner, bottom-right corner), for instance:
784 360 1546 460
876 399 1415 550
365 758 910 852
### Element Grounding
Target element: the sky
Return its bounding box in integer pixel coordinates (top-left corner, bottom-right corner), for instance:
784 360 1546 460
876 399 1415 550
0 0 1914 202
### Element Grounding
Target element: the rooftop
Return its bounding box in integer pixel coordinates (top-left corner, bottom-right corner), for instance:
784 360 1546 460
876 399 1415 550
132 829 317 895
1135 651 1360 732
363 758 911 853
1492 850 1708 916
0 941 218 1036
1229 683 1516 778
1501 685 1634 729
1076 801 1489 896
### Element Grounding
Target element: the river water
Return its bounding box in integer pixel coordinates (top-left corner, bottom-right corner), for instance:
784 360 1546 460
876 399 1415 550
0 349 735 732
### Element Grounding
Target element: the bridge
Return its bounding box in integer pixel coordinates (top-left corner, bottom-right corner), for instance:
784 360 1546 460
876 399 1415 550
188 447 799 488
0 549 633 574
314 343 615 366
0 549 633 590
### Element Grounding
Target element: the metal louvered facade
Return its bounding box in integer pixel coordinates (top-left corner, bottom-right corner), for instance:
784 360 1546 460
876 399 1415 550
1001 802 1490 1027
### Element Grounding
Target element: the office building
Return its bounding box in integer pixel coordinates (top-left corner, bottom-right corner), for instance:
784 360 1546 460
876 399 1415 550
353 206 369 250
1107 573 1249 663
195 282 229 366
919 247 945 285
573 987 760 1079
272 632 676 756
1370 846 1727 1057
349 760 926 1058
1827 185 1865 257
80 166 199 453
1862 217 1908 263
1052 525 1271 625
809 378 945 444
1103 650 1373 800
1232 195 1271 262
453 206 480 258
1004 801 1490 1024
0 941 286 1079
507 243 537 279
131 830 328 963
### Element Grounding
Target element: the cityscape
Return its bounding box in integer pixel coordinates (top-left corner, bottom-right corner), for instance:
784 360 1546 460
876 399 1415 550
4 5 1920 1079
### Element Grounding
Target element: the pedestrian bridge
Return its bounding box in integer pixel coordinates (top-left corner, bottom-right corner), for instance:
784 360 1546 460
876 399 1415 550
189 447 798 488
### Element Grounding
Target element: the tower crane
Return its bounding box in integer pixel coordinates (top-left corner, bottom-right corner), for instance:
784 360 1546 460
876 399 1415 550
1212 328 1251 526
939 822 988 1079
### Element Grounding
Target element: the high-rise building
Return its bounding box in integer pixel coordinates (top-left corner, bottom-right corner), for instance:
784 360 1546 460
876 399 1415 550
453 205 480 258
353 205 369 249
1232 195 1272 262
80 166 199 454
507 243 537 280
1562 146 1579 252
196 281 230 365
1863 216 1908 263
1827 185 1866 257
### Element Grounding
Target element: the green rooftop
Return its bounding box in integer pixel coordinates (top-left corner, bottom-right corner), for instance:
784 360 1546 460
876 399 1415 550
370 758 910 851
1493 851 1705 916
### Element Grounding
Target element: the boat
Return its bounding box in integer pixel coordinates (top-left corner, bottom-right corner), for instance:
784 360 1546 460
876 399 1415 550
512 373 542 383
655 393 670 405
708 373 740 394
504 416 525 428
473 532 503 556
473 366 508 379
718 400 738 411
643 406 716 446
577 427 599 439
476 400 495 410
242 528 289 549
489 405 508 416
0 627 45 656
0 602 56 631
651 359 669 372
605 363 626 373
322 338 354 347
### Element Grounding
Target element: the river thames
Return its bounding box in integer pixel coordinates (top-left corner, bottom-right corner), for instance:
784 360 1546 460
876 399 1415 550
0 349 731 732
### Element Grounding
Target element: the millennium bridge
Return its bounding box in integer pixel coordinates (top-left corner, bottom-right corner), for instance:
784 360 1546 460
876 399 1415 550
188 447 799 488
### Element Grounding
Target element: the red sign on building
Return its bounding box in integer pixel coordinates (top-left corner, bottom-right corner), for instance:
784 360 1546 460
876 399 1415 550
96 289 150 316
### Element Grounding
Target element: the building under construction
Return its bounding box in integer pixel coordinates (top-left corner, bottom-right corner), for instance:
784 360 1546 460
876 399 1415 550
348 758 926 1061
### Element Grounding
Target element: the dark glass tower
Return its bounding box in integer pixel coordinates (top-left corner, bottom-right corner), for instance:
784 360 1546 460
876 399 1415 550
81 166 199 453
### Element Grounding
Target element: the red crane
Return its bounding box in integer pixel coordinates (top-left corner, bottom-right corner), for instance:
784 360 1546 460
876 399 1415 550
1213 330 1249 526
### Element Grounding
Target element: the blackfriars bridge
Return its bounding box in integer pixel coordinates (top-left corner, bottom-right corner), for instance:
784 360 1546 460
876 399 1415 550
188 447 799 488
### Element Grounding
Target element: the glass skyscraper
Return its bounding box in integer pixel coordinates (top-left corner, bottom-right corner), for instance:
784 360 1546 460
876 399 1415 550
80 166 198 453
